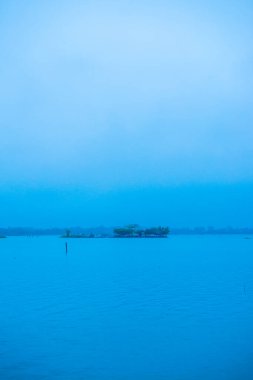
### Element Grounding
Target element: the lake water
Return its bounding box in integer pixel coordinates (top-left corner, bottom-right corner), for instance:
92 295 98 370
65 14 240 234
0 236 253 379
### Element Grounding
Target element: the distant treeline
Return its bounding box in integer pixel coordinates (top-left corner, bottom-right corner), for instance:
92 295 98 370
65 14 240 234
170 227 253 235
61 225 170 238
0 227 113 237
0 226 253 237
113 225 169 238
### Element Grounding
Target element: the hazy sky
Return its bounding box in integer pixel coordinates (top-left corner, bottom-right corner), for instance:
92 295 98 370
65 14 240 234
0 0 253 227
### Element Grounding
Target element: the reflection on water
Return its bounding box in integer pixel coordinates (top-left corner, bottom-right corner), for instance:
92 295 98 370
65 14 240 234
0 236 253 379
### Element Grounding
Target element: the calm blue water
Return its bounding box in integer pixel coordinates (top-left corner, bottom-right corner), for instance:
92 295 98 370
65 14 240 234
0 236 253 380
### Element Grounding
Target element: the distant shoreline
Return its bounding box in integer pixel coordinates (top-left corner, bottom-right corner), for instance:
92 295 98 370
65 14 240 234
60 235 169 239
0 226 253 237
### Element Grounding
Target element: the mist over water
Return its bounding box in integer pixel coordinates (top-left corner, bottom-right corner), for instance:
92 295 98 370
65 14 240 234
1 1 253 379
0 0 253 227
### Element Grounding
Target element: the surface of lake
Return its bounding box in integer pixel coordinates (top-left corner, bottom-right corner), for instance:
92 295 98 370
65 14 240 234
0 236 253 379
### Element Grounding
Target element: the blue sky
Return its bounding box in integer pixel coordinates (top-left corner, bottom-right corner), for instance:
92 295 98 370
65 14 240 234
0 0 253 227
